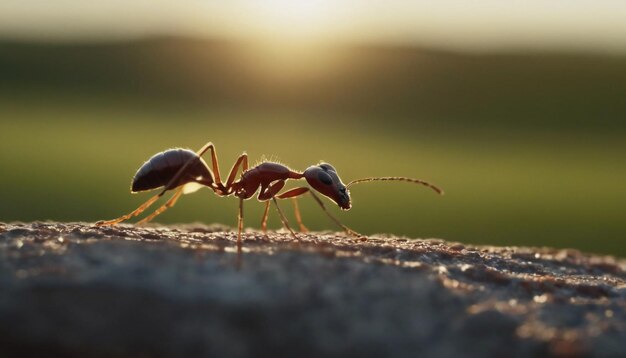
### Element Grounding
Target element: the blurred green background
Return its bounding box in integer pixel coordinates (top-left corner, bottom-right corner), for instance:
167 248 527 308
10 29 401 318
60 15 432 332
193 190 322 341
1 2 625 256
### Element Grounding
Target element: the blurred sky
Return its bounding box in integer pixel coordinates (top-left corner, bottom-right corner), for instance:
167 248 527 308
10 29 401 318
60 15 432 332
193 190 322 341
1 1 626 53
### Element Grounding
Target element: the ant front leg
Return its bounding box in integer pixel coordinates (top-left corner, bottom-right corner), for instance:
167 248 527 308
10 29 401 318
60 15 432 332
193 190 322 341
256 180 298 240
308 191 362 238
276 187 310 232
271 197 298 241
258 180 286 201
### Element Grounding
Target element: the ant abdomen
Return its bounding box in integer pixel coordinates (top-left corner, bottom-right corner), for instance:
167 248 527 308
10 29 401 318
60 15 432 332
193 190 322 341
131 148 213 193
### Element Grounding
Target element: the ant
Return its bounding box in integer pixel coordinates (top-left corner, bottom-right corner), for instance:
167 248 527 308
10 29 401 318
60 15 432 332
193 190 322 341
96 142 444 248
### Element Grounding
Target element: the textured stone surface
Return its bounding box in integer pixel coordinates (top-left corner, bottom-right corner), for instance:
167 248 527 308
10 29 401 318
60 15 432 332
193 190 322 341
0 222 624 357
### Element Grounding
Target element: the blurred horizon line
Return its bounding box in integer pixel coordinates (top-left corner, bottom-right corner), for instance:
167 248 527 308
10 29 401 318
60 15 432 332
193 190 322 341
2 1 626 56
2 33 626 58
2 34 625 136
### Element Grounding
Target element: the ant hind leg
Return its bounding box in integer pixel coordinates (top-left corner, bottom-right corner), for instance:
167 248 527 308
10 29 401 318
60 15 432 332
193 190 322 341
98 141 220 228
136 188 184 225
95 194 161 227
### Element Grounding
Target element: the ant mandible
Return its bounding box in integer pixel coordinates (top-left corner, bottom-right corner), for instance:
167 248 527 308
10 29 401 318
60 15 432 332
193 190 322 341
95 142 444 247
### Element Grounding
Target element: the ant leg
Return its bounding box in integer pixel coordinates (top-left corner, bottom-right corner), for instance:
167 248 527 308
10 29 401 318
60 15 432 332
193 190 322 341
196 142 222 185
276 187 310 232
160 142 221 195
98 142 220 228
224 153 249 190
237 197 244 250
162 141 222 194
308 191 362 238
136 188 183 225
257 181 297 237
291 198 308 232
98 159 191 226
257 180 286 201
260 201 270 233
95 194 161 227
271 197 299 241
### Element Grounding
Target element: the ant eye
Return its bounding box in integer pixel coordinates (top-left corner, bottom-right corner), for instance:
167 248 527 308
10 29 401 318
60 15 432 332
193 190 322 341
318 171 333 185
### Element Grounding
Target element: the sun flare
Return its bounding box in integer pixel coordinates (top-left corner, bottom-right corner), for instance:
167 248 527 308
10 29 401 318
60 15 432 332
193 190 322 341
245 0 342 41
231 1 350 77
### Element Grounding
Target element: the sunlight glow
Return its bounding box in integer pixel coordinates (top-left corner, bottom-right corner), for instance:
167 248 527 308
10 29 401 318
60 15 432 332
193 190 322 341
242 0 343 41
231 1 351 79
1 1 626 53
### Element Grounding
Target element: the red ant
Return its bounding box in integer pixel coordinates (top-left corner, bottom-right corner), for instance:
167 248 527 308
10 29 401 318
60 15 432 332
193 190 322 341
96 142 444 247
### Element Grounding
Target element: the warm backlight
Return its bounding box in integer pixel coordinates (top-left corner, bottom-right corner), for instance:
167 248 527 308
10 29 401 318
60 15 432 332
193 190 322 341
242 0 342 42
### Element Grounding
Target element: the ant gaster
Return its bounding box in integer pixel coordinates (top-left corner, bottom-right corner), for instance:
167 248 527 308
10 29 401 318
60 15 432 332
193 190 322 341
96 142 444 247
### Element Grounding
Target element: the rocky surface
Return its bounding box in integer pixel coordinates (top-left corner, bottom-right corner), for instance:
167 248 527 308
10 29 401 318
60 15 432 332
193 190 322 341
0 222 624 358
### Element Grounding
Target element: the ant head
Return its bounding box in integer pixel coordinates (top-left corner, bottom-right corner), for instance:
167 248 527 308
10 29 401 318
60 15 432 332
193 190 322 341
304 163 351 210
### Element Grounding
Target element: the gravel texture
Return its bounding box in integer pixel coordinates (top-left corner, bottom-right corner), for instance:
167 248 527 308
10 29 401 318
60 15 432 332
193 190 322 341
0 222 624 358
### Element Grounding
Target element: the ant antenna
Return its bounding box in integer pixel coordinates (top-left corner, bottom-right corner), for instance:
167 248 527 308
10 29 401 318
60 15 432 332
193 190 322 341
346 177 444 195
